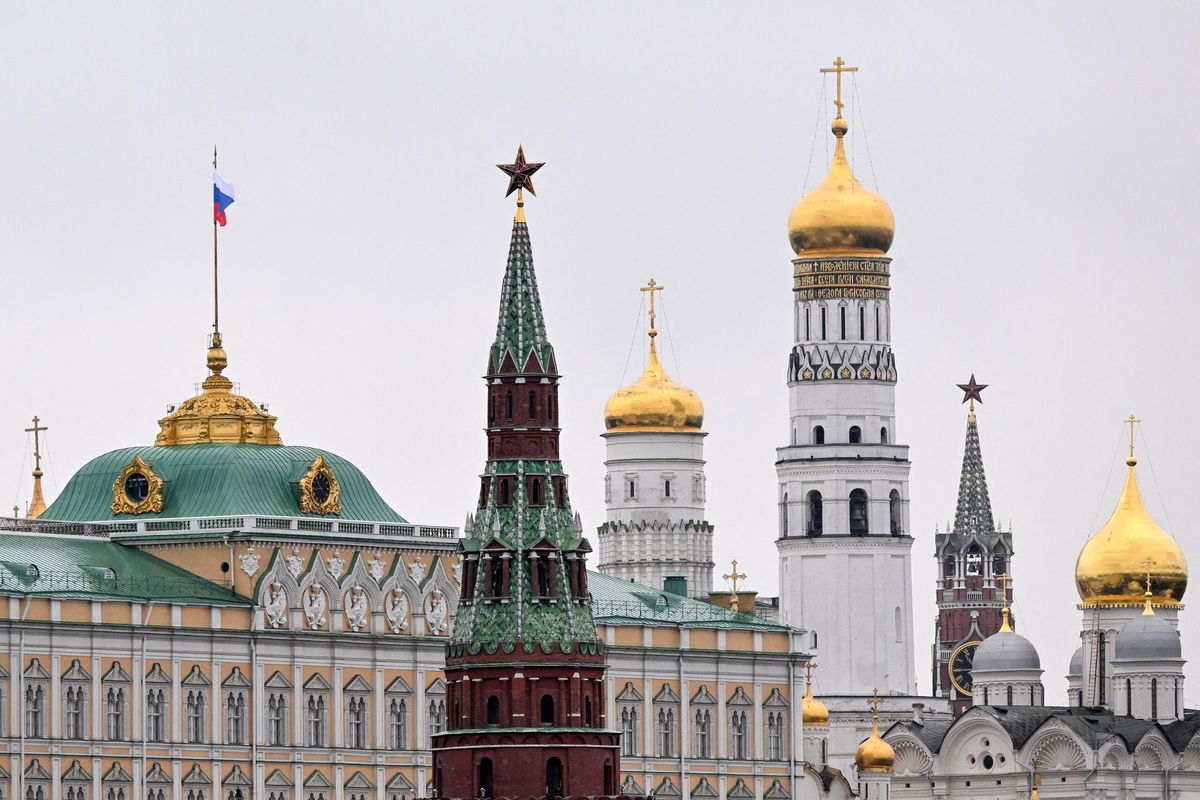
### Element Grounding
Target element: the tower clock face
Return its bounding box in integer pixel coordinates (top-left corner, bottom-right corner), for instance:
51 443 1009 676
949 640 982 696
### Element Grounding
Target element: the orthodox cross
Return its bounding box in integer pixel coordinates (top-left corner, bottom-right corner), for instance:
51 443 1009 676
867 688 882 721
819 57 858 118
804 662 816 683
641 278 664 338
1125 414 1141 461
723 559 747 611
24 416 47 471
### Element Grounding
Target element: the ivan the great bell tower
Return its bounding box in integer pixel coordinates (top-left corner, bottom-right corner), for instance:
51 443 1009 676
775 60 916 697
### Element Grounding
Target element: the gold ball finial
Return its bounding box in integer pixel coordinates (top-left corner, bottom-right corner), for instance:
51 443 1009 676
831 117 848 137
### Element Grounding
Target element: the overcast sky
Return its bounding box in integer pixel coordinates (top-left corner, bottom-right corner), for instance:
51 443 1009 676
2 2 1198 703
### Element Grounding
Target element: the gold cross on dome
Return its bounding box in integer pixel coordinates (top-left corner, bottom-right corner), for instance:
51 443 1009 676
24 416 47 471
723 559 747 611
1125 414 1141 461
819 57 859 118
640 278 665 338
867 688 882 720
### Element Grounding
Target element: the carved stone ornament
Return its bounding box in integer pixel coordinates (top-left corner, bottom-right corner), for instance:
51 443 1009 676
327 550 345 579
452 556 463 587
344 585 368 631
110 455 165 515
385 590 410 633
424 588 448 634
367 552 387 582
286 548 305 578
407 558 426 583
303 586 327 629
298 455 341 515
264 582 288 628
239 545 261 578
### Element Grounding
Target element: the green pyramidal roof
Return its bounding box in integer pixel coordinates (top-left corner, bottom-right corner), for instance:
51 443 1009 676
0 531 247 604
40 444 406 523
488 219 556 375
953 415 996 537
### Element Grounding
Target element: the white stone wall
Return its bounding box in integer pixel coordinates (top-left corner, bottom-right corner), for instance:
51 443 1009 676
598 431 714 597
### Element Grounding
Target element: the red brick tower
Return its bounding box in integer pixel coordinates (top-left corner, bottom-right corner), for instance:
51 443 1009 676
432 150 620 799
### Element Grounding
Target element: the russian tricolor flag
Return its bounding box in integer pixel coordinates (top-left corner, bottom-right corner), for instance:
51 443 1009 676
213 169 235 226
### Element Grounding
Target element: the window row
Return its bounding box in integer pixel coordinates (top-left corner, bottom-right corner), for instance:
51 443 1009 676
488 387 558 426
809 424 888 445
480 474 569 507
782 489 903 537
802 301 890 343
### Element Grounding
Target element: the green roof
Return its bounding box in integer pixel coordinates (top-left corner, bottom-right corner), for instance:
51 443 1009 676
41 444 406 524
0 532 247 604
588 571 790 631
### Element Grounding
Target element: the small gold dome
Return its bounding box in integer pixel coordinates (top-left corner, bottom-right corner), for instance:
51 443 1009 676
801 677 829 726
1075 460 1187 607
788 117 895 256
604 339 703 433
855 724 895 773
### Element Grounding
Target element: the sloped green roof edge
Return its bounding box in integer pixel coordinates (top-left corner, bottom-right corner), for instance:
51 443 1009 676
0 533 248 604
41 444 406 524
588 571 789 631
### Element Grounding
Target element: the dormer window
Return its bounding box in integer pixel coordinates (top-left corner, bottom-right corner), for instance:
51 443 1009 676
25 564 38 578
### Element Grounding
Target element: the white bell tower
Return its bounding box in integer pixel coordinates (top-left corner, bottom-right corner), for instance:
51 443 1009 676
775 59 916 696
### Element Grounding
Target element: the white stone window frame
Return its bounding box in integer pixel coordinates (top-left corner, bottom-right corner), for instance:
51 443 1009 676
302 673 332 748
222 667 252 745
652 685 680 758
181 666 211 744
61 659 91 741
144 763 172 800
344 771 374 800
144 664 171 743
763 688 790 761
385 772 414 800
615 681 643 757
264 769 294 800
343 675 372 749
101 763 133 800
264 671 293 747
385 677 413 751
23 659 51 740
690 685 717 759
61 760 92 800
624 473 639 502
303 770 333 800
182 764 211 800
425 678 447 748
727 687 754 761
101 662 132 743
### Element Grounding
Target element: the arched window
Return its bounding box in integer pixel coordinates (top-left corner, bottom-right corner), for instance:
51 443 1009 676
880 426 888 444
545 757 563 800
804 307 811 341
781 492 789 536
889 489 902 535
820 307 827 340
849 426 861 443
694 708 711 758
540 694 555 726
529 477 544 506
498 478 511 506
504 391 513 421
620 706 638 756
982 686 989 705
859 306 866 340
478 758 494 800
965 544 983 576
486 695 500 726
1097 632 1107 705
1006 686 1013 706
1126 678 1132 715
730 709 748 759
875 305 881 339
849 489 869 535
528 390 537 420
604 759 615 796
839 306 847 340
806 491 823 536
813 425 825 445
1152 678 1159 719
346 696 367 748
943 556 956 578
488 556 504 598
585 695 592 726
664 479 671 498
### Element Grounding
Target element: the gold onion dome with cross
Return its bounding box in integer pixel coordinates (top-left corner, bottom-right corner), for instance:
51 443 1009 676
787 58 895 257
855 691 895 773
1075 416 1187 607
604 279 704 433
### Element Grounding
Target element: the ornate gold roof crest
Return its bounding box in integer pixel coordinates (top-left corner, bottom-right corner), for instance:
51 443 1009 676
111 455 164 515
299 455 341 515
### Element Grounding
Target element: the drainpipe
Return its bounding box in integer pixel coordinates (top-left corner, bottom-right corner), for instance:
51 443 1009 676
139 602 155 800
251 632 259 797
18 595 32 799
788 655 798 800
678 650 686 800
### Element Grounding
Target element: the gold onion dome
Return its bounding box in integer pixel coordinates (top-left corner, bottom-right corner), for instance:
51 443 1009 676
788 115 895 256
155 335 283 446
604 339 703 433
801 673 829 726
1075 458 1187 606
855 720 895 773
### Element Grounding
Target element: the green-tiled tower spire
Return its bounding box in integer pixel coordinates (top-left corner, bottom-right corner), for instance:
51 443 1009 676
952 412 995 538
450 194 600 656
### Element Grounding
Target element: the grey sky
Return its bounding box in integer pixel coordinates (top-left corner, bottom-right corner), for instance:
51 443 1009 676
3 2 1198 703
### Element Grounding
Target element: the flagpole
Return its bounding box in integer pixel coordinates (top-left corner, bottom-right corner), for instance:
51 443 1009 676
212 146 221 344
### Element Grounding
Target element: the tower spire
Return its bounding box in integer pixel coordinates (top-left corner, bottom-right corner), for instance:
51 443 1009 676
23 416 48 519
952 377 995 536
998 573 1012 632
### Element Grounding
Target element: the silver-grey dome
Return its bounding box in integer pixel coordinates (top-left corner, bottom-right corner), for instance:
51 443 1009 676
1067 645 1083 677
972 631 1041 673
1114 614 1182 661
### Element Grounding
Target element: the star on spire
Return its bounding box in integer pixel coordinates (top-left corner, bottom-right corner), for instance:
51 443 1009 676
497 145 545 197
957 374 988 406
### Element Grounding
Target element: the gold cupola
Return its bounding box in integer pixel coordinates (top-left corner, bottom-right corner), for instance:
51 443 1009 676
155 334 283 446
1075 419 1186 607
855 691 895 773
604 280 704 434
788 59 894 257
801 664 829 726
